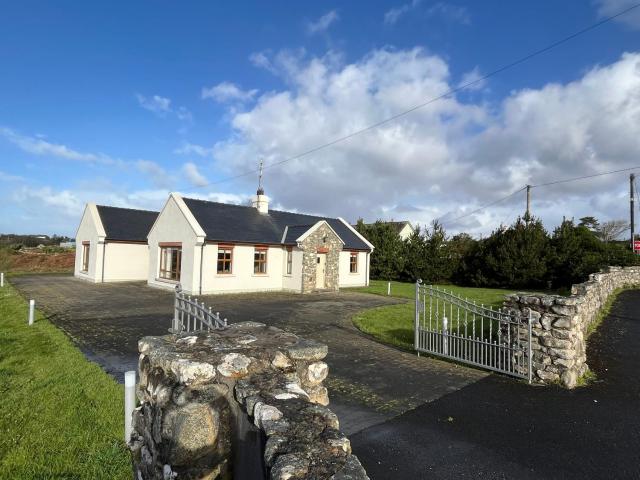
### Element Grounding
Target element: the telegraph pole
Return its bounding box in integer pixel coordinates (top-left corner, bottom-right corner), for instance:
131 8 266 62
631 173 636 253
525 185 531 219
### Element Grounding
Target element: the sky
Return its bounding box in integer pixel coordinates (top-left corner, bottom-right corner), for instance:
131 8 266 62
1 0 640 237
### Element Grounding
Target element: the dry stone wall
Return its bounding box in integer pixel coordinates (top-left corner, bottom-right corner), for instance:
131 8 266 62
504 266 640 388
128 321 369 479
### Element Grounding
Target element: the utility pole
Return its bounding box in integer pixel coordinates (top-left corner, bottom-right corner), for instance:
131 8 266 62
631 173 636 253
525 185 531 219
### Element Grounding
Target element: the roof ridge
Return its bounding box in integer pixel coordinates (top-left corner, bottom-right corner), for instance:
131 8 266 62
182 196 337 221
96 205 159 214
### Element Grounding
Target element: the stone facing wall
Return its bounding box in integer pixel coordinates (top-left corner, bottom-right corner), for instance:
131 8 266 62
300 223 342 294
129 322 368 479
504 266 640 388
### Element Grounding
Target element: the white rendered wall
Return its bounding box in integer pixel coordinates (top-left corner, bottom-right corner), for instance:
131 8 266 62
282 248 303 293
398 224 414 241
74 208 104 283
147 196 200 293
338 251 369 287
200 244 289 294
102 243 149 282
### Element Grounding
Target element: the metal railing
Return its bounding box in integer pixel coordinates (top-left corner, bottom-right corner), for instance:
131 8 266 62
415 281 532 382
171 285 227 333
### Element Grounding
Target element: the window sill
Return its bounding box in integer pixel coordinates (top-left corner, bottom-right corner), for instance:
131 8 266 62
252 273 269 277
349 272 359 275
155 277 180 285
216 274 235 277
283 274 293 277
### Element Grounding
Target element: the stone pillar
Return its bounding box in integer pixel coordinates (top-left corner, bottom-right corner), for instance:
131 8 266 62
128 322 369 479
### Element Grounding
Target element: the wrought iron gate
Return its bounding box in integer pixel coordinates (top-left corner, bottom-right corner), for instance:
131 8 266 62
414 281 532 381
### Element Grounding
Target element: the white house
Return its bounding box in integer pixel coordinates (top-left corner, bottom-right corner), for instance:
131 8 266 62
74 203 158 283
356 221 415 240
146 191 373 295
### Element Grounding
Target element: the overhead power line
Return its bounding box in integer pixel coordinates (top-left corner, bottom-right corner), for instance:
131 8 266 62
193 2 640 190
439 186 527 226
440 165 640 227
531 165 640 188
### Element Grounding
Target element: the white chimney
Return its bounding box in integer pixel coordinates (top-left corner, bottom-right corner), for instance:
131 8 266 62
252 192 269 214
252 158 269 213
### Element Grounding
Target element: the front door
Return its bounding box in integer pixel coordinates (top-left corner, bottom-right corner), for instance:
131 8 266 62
315 253 326 289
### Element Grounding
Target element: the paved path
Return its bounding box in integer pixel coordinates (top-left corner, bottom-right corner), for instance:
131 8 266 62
10 275 485 435
351 289 640 479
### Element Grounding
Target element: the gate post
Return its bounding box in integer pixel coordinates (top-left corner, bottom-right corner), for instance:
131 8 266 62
414 279 421 352
527 310 533 384
172 284 181 333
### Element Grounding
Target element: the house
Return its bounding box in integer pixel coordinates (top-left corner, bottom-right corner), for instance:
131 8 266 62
146 190 373 295
356 221 415 240
74 204 158 282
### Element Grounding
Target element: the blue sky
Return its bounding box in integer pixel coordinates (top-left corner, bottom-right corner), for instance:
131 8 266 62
1 0 640 236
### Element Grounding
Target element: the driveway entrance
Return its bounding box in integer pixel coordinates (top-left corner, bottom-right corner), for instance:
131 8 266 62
10 274 486 434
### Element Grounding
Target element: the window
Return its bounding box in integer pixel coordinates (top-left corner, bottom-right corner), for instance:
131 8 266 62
286 247 293 275
217 245 233 274
350 252 358 273
159 245 182 281
81 242 90 272
254 247 268 274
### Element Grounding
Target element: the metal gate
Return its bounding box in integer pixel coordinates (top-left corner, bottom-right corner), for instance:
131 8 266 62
414 281 532 382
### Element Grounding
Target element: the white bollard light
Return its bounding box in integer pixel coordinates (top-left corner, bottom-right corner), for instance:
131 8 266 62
124 370 136 443
1 272 4 287
28 299 35 325
387 282 391 296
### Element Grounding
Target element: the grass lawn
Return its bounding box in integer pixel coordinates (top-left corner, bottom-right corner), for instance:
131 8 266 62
0 283 130 479
350 280 517 351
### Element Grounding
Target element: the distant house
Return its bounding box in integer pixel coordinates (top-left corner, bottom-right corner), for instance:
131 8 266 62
73 189 374 294
59 241 76 248
356 221 415 241
74 204 158 282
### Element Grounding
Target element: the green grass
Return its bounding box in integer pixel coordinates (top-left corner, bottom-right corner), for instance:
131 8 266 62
350 280 517 351
0 283 130 479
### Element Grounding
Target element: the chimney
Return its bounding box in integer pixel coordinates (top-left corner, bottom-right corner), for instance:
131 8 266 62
252 158 269 214
252 190 269 214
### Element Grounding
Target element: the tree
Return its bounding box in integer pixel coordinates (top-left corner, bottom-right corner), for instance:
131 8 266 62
578 216 599 233
356 220 404 280
596 220 629 243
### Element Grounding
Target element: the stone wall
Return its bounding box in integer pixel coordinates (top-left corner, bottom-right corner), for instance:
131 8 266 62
504 266 640 388
300 223 342 294
128 321 368 479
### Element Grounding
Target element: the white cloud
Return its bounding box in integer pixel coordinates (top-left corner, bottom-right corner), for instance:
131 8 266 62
174 142 215 157
210 48 640 235
136 94 172 115
176 106 193 122
0 127 112 164
426 2 471 25
384 0 421 25
249 51 276 73
182 162 208 187
458 67 486 91
0 170 25 182
12 186 84 218
135 159 170 188
595 0 640 29
201 82 258 103
307 10 340 34
385 1 470 26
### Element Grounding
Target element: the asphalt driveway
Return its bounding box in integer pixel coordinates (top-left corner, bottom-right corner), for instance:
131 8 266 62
350 289 640 479
9 274 485 435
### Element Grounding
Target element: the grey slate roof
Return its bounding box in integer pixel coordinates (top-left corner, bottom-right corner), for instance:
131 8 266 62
96 205 158 242
182 197 371 250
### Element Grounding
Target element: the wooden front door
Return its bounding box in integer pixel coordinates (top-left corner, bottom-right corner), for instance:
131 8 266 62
315 253 326 289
